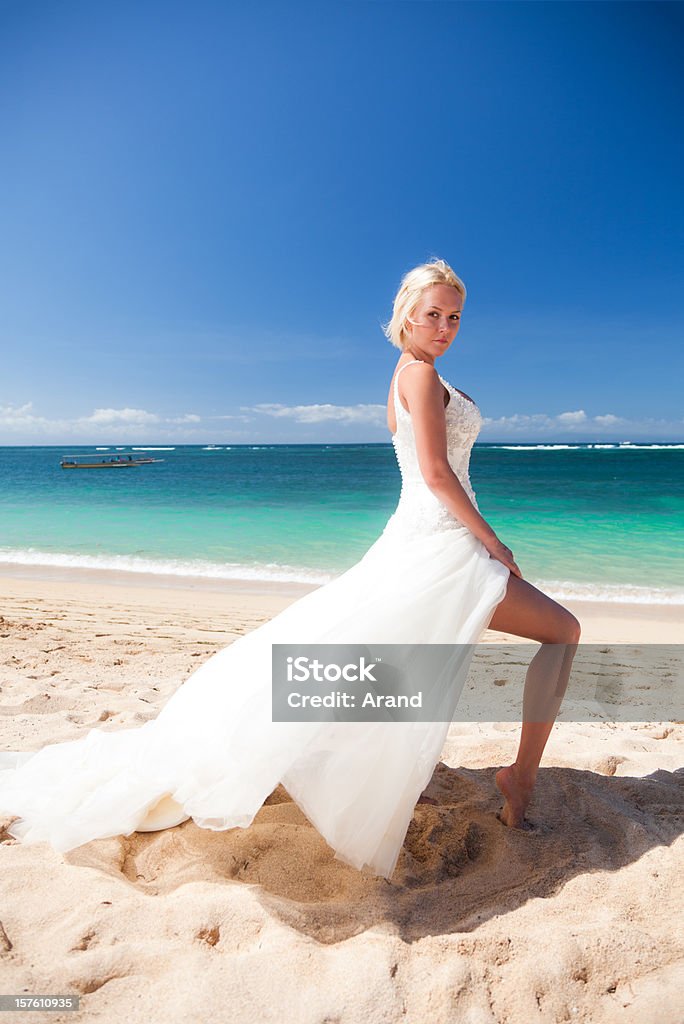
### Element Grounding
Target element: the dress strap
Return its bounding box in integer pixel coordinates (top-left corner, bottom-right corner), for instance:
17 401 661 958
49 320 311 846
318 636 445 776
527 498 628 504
393 359 425 398
393 359 426 428
395 358 425 382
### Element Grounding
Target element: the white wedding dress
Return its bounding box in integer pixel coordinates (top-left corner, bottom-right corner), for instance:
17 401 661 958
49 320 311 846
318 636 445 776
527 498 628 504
0 360 510 879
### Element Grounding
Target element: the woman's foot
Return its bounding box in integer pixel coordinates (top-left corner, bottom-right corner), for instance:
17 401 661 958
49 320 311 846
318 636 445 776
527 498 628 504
495 763 536 829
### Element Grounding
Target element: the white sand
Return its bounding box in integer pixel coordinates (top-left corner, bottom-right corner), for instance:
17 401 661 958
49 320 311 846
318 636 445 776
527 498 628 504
0 572 682 1023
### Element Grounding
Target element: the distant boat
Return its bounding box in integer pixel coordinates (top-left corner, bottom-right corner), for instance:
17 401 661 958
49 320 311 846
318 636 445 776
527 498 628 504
60 453 164 469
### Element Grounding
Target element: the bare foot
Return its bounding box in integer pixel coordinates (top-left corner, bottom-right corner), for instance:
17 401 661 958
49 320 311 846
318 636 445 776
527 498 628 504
494 764 536 829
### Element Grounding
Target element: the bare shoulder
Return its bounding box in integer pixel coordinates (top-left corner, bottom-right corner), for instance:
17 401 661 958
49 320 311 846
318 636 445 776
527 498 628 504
396 359 439 393
396 360 443 411
393 360 446 415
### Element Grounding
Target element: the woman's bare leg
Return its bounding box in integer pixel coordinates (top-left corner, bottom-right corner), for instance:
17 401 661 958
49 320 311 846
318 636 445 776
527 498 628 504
486 575 581 827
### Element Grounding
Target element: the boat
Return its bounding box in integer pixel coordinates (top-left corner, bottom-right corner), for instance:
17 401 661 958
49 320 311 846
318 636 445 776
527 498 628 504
60 453 165 470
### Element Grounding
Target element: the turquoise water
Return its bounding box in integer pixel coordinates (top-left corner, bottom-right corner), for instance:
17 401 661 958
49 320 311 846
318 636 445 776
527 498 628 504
0 443 682 603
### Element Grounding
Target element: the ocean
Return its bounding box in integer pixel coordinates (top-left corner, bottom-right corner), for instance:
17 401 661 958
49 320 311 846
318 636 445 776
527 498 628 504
0 443 682 604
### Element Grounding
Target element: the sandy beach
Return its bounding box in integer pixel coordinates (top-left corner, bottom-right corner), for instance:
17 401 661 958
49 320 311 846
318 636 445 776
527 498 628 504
0 570 682 1023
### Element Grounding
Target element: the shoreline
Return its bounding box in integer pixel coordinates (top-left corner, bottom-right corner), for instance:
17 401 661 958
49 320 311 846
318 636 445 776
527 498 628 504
1 565 682 644
0 560 318 600
1 558 682 610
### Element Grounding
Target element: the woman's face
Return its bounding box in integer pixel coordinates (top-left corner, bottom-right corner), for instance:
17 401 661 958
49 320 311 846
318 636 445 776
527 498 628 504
405 284 463 361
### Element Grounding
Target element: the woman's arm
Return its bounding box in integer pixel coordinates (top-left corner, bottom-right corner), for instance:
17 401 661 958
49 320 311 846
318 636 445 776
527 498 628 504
399 362 521 576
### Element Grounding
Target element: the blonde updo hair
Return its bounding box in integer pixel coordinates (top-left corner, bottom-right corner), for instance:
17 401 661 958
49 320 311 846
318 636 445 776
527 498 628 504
382 257 467 351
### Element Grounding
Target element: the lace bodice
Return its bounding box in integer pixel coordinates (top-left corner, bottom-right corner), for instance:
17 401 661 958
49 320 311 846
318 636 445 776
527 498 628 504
383 358 483 540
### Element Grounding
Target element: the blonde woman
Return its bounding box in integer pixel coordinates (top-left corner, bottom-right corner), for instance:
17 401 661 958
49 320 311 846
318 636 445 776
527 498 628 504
0 258 580 879
384 259 580 831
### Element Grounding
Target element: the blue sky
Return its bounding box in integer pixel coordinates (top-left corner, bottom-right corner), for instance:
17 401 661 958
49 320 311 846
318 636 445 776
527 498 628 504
1 0 682 444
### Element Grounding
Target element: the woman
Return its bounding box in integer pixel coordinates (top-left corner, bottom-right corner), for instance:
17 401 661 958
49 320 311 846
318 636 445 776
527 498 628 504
384 259 580 832
0 258 580 879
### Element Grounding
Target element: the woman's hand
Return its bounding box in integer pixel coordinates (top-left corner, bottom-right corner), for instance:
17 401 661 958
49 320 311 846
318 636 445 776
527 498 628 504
484 536 522 578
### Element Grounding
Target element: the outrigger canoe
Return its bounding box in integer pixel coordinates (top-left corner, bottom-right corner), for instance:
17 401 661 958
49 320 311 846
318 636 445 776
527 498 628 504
60 454 164 469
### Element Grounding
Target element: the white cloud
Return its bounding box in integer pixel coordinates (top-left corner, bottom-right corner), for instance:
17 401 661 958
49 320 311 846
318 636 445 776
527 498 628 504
168 413 201 424
557 410 587 424
0 402 200 438
1 399 682 443
0 401 47 428
84 407 160 425
480 410 681 438
246 402 386 426
594 414 623 425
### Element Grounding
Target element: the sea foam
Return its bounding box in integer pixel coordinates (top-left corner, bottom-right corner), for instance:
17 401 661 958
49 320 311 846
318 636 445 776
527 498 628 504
0 548 682 603
0 547 332 586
